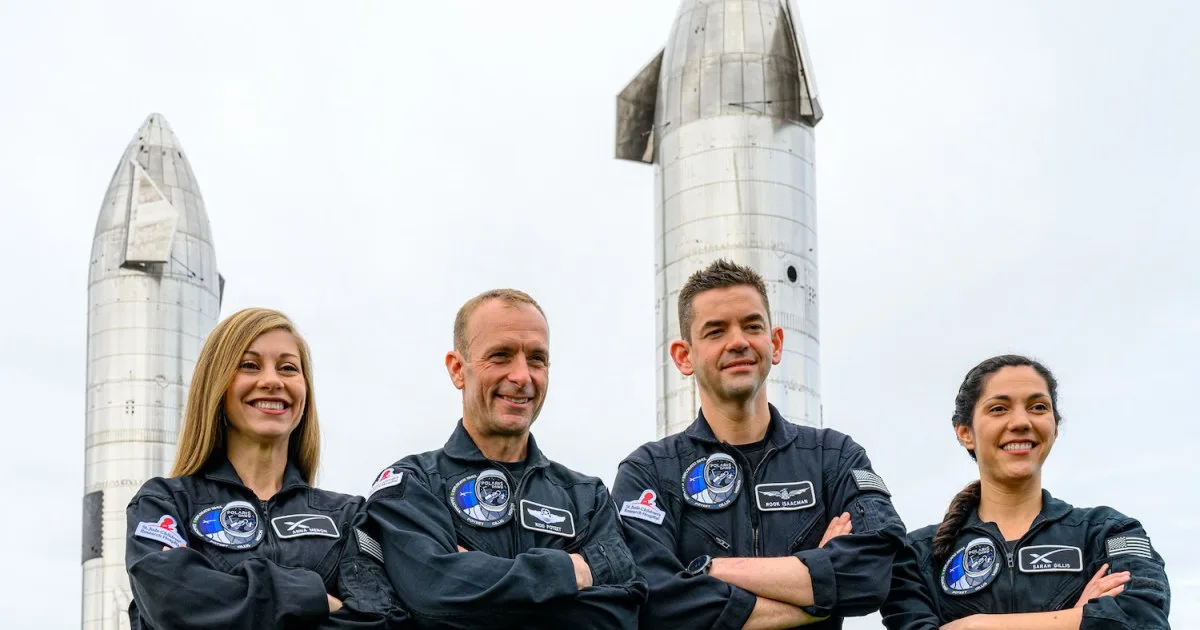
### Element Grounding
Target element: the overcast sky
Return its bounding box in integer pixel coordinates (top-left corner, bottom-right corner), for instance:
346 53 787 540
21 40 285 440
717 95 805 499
1 1 1196 627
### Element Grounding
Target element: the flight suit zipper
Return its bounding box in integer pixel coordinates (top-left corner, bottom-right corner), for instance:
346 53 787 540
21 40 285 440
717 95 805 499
260 499 275 563
728 444 779 557
510 467 533 555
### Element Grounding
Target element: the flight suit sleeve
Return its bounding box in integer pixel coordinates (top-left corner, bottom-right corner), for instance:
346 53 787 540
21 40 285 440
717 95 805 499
611 458 756 630
320 506 411 629
365 465 579 628
523 482 648 629
879 539 941 630
793 441 907 618
1080 515 1170 629
125 485 330 629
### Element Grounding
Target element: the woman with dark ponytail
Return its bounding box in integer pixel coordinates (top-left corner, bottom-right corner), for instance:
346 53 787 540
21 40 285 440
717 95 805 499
881 355 1170 629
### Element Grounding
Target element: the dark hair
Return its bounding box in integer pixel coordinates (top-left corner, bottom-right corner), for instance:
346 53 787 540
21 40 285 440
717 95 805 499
931 354 1063 565
677 259 771 341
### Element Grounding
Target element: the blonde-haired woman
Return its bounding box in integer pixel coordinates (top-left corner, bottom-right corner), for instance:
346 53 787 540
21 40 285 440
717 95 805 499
125 308 406 629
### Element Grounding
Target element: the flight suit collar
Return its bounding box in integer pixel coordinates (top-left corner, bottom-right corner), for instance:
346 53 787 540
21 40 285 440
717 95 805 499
202 449 310 495
684 403 800 449
963 489 1074 531
442 418 551 469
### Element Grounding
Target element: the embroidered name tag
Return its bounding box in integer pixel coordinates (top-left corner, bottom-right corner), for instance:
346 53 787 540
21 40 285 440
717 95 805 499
519 500 576 538
1018 545 1083 573
271 514 340 539
755 481 816 511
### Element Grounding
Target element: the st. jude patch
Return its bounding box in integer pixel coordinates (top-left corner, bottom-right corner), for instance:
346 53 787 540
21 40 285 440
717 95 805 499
620 490 666 525
450 469 514 528
191 500 264 550
681 453 742 510
134 514 188 549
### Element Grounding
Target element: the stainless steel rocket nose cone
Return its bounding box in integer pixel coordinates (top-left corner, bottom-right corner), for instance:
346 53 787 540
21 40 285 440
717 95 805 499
82 114 223 629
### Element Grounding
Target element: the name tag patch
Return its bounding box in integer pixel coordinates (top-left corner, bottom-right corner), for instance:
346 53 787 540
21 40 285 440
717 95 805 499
1018 545 1083 573
271 514 340 539
620 490 666 525
520 500 576 538
755 481 816 511
135 515 188 549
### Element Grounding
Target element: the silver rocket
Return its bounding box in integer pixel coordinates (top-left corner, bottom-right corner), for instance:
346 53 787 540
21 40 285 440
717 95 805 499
616 0 824 437
83 114 222 629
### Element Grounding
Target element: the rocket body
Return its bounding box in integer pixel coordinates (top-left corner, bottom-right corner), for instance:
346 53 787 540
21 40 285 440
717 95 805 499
82 114 222 629
617 0 823 437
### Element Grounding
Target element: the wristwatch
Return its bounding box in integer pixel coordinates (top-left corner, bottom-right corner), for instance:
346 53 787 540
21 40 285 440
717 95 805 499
686 554 713 576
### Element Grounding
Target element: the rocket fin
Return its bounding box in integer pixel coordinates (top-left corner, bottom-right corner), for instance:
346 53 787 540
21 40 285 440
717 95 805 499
615 48 664 163
122 159 179 266
781 1 824 125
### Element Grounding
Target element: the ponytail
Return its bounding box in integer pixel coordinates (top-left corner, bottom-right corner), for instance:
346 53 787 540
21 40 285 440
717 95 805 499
932 480 981 566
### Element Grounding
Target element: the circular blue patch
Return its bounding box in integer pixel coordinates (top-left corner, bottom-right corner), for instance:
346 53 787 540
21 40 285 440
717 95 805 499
450 469 514 528
681 453 741 510
941 537 1001 595
190 500 264 550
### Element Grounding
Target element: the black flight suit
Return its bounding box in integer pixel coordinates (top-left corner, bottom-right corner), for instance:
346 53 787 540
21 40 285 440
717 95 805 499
125 453 407 629
882 489 1171 629
611 404 907 629
365 420 647 629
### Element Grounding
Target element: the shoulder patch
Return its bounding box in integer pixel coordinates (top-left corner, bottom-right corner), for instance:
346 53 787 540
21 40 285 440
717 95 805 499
620 490 666 525
271 514 340 539
369 468 404 497
355 527 384 563
851 469 891 496
1106 535 1153 560
135 515 188 549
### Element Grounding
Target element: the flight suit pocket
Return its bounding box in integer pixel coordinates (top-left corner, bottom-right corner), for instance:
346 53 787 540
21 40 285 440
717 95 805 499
678 512 733 562
785 509 824 554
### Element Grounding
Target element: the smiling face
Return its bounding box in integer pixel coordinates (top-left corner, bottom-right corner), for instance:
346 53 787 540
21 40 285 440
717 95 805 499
670 285 783 405
222 328 307 447
447 299 549 439
957 365 1059 487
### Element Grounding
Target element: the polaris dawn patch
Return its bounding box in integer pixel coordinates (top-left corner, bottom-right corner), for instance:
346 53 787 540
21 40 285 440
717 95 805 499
619 490 666 525
450 469 514 528
851 470 891 496
681 453 742 510
519 500 576 538
191 501 264 550
941 537 1001 596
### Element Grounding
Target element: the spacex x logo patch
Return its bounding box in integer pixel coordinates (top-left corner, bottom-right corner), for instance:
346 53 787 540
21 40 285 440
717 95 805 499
271 514 340 539
1018 545 1083 573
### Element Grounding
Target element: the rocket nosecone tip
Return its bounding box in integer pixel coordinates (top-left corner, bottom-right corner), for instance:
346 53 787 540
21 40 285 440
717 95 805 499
614 0 822 163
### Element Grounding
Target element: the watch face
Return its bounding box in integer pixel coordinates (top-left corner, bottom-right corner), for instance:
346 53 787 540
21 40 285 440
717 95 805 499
688 555 711 575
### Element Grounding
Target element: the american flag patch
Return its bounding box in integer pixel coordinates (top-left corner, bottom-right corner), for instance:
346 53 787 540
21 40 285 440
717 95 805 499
1106 536 1153 560
356 527 384 563
852 470 891 496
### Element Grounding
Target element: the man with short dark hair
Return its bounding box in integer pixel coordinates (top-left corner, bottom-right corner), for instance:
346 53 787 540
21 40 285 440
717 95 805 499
613 259 906 629
367 289 646 629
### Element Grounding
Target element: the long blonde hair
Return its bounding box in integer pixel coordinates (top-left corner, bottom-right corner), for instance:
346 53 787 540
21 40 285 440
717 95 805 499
170 308 321 483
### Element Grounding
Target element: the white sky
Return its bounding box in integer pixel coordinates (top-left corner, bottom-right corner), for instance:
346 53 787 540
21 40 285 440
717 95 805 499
1 1 1196 627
